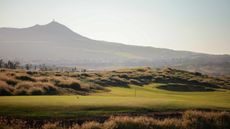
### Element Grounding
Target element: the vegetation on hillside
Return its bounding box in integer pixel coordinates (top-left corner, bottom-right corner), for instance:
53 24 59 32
0 67 229 96
0 68 229 129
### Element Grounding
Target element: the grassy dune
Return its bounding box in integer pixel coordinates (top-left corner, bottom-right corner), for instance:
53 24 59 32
0 68 229 118
1 67 229 96
0 84 229 118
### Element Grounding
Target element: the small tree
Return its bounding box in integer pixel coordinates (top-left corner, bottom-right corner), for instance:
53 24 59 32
0 59 4 68
13 61 20 69
7 60 13 69
25 64 32 70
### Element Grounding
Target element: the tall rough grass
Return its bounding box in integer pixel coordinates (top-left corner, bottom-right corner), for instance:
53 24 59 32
14 82 58 95
0 67 230 95
0 80 14 95
0 111 229 129
182 110 230 129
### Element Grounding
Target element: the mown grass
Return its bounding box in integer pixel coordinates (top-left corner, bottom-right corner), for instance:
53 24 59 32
0 84 229 118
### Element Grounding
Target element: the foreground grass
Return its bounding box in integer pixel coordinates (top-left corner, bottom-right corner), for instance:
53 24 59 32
0 111 229 129
0 84 229 118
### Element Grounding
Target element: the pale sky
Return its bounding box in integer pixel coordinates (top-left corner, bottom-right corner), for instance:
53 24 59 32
0 0 230 54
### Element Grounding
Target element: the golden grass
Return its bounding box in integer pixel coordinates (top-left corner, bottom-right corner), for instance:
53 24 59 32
0 80 14 95
0 111 229 129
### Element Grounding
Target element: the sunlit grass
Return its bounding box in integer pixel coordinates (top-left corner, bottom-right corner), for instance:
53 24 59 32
0 83 229 118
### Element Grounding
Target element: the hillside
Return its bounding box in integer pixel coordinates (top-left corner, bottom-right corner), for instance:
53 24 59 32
0 68 230 120
0 21 229 75
0 68 229 128
0 67 229 96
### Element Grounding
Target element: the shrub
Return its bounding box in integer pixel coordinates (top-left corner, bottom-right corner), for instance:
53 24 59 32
35 77 50 82
43 85 58 95
29 87 43 95
93 85 106 90
27 71 38 75
0 80 13 96
57 80 81 90
6 79 18 86
16 75 35 81
118 74 129 79
33 82 58 95
15 82 33 90
129 79 142 86
109 76 129 86
182 110 230 129
15 82 58 95
14 89 28 95
0 88 13 96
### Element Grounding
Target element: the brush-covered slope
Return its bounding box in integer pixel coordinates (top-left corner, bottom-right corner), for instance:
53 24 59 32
0 68 229 96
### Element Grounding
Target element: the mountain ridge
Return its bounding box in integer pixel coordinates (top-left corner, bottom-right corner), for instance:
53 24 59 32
0 21 229 75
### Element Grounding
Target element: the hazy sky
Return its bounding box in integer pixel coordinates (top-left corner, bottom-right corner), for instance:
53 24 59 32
0 0 230 54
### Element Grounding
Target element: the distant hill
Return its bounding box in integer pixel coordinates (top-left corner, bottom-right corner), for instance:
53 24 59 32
0 21 229 75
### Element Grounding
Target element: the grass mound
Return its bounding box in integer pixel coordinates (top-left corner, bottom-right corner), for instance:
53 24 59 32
0 67 229 95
